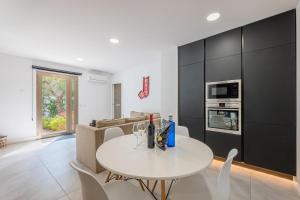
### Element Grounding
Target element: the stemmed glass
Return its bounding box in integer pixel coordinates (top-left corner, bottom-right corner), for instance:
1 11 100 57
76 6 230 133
133 122 140 148
138 122 146 145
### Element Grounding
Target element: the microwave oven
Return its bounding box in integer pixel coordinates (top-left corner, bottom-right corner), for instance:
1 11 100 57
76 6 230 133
206 79 241 102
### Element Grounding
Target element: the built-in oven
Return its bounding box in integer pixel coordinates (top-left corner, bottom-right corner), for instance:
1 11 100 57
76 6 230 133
206 79 241 102
206 102 241 135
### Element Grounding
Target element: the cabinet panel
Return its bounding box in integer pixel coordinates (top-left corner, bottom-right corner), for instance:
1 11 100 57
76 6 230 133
205 131 242 161
206 28 241 60
179 117 204 142
243 44 296 126
243 10 295 52
206 54 241 82
244 123 296 175
179 62 204 118
178 40 204 66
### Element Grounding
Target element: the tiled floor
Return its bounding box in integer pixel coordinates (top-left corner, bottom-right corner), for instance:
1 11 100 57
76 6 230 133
0 135 299 200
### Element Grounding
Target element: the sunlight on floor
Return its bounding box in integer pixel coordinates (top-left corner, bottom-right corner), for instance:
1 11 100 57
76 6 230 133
0 136 75 159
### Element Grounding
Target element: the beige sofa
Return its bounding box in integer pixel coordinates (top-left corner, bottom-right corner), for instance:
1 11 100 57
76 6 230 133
76 111 161 173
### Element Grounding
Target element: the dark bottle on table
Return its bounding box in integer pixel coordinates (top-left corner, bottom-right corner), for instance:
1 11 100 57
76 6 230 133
147 114 155 149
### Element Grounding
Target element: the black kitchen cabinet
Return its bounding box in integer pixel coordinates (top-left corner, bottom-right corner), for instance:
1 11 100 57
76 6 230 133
178 41 205 142
243 44 296 175
205 28 241 82
244 123 296 175
206 131 242 161
179 40 204 66
244 44 296 126
243 10 296 175
206 28 241 60
243 10 295 53
206 54 241 82
180 117 205 142
178 62 205 118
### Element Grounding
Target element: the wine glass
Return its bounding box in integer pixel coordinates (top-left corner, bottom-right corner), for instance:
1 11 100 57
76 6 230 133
133 122 140 148
138 122 146 145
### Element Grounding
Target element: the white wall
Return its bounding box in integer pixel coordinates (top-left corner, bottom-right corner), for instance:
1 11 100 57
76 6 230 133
111 47 179 121
112 61 161 117
77 73 112 124
160 47 178 122
296 1 300 185
111 47 178 121
0 54 36 143
0 53 112 143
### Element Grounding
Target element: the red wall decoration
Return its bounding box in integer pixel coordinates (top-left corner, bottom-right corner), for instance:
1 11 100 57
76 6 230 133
138 76 150 99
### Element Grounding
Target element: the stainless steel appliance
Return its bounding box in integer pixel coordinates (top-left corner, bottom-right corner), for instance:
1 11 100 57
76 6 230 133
206 102 241 135
206 79 241 102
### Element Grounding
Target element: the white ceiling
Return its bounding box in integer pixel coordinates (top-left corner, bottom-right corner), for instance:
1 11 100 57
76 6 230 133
0 0 297 73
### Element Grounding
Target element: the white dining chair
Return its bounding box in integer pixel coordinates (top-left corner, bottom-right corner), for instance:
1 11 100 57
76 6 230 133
104 127 124 143
103 127 125 182
70 161 153 200
170 149 238 200
175 125 189 137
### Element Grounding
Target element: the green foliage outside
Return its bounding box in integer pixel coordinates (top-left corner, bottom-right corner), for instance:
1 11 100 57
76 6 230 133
43 116 66 131
42 76 67 132
47 99 58 118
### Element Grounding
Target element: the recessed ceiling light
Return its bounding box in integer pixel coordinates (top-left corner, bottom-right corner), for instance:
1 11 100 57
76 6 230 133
76 57 84 62
110 38 119 44
206 12 220 21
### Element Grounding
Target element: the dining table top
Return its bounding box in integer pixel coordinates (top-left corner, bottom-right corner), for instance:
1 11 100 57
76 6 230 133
96 134 214 181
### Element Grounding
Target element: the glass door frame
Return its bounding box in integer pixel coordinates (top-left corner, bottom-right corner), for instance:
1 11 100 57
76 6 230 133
36 71 78 138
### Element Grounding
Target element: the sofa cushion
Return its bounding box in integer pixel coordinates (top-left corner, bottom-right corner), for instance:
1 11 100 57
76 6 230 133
125 116 146 123
96 118 125 128
130 111 145 118
145 113 161 120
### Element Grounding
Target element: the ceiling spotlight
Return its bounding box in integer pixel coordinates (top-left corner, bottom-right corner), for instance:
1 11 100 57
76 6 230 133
110 38 119 44
206 12 221 21
76 57 84 62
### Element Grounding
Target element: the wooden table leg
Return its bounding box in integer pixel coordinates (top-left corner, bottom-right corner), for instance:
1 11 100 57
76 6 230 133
138 179 145 191
151 180 158 193
105 172 111 183
160 180 166 200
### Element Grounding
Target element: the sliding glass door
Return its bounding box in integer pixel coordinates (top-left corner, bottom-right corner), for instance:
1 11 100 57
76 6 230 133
37 71 78 138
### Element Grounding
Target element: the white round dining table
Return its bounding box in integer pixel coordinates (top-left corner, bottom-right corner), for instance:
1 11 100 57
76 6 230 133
96 134 213 200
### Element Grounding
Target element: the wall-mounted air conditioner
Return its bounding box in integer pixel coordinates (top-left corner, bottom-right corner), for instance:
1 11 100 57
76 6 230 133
87 74 108 83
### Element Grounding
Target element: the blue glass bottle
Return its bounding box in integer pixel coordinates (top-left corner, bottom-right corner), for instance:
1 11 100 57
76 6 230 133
167 115 175 147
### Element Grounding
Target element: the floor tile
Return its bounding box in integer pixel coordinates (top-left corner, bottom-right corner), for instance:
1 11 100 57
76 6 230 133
46 162 81 194
0 167 65 200
0 154 43 178
170 167 251 200
68 189 82 200
57 196 70 200
251 171 299 200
